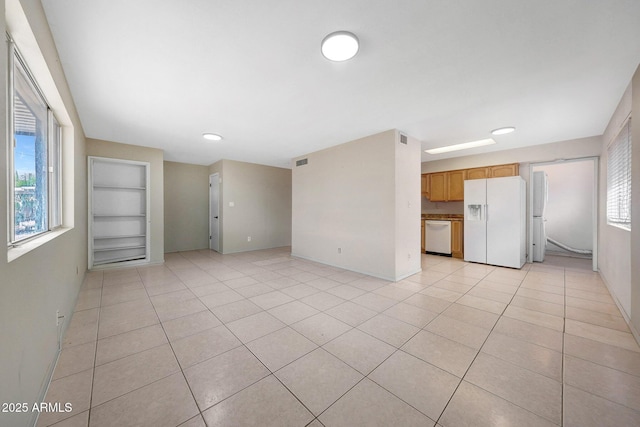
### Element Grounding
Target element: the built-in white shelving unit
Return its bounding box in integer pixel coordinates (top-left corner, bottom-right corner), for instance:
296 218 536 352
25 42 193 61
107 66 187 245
88 157 150 268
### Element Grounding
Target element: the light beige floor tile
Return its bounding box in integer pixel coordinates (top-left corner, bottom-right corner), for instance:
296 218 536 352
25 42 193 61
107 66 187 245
476 279 519 295
565 354 640 411
370 351 459 420
301 292 347 311
275 348 363 416
373 285 415 301
267 300 320 324
401 330 477 377
503 305 564 331
565 296 620 316
440 380 557 427
178 415 206 427
162 310 222 341
153 297 207 322
351 293 398 312
520 281 564 296
280 283 320 299
212 271 247 282
62 308 99 348
510 295 564 317
171 325 241 368
226 311 286 343
184 346 270 411
565 319 640 352
563 384 640 427
201 375 313 427
565 306 629 332
565 287 615 304
208 299 262 323
52 341 96 380
564 334 640 376
482 332 562 380
440 303 499 329
357 314 420 348
403 294 451 313
307 277 342 291
431 279 473 293
73 288 102 311
466 286 513 303
95 324 167 366
465 353 562 424
149 289 196 306
246 327 317 371
36 369 93 426
289 271 322 283
47 410 89 427
425 315 490 349
292 313 352 345
443 274 481 286
249 290 295 310
92 344 179 406
100 288 148 307
234 283 274 298
323 328 395 375
326 284 367 300
406 271 448 287
456 294 506 315
325 301 378 326
419 286 463 303
383 302 438 328
199 289 244 309
264 276 300 290
145 281 187 296
188 282 230 297
89 372 198 427
493 317 563 352
390 280 428 293
306 419 324 427
349 277 391 291
516 287 564 305
319 378 435 427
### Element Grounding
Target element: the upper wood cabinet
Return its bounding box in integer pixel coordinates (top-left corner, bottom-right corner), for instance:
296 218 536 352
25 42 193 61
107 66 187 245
422 163 519 201
490 163 519 177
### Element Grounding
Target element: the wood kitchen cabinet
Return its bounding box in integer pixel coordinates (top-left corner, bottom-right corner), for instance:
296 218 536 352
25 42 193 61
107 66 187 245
421 174 430 198
421 220 425 253
451 220 463 259
429 172 447 201
466 167 491 180
447 170 465 200
428 171 465 202
490 163 519 177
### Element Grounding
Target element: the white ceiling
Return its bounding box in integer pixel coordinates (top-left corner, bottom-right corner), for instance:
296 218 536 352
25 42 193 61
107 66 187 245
40 0 640 168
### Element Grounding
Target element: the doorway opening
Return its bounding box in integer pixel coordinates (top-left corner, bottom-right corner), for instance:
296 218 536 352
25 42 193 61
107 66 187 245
528 157 598 271
209 173 220 252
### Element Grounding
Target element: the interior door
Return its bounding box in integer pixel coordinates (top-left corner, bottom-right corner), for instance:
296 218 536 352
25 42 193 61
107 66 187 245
209 173 220 252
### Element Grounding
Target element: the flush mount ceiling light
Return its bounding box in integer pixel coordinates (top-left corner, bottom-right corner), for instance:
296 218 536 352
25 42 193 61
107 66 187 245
321 31 359 61
491 126 516 135
202 133 223 141
425 138 496 155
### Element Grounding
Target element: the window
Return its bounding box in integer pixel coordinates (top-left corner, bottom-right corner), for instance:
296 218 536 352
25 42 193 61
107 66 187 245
8 40 62 243
606 118 631 230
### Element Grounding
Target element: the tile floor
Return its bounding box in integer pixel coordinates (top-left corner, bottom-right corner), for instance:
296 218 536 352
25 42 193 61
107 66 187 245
38 249 640 427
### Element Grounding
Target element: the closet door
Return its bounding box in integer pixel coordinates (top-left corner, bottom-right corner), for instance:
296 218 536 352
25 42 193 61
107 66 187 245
89 157 150 268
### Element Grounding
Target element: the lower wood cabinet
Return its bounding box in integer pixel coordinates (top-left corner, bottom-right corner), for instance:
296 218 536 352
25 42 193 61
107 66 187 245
451 220 463 259
421 220 425 253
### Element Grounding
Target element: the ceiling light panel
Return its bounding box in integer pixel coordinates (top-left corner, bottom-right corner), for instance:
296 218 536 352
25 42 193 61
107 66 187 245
491 126 516 135
425 138 496 154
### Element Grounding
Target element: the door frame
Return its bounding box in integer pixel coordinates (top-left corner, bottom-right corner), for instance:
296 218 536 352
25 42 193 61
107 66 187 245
209 173 220 252
528 156 599 271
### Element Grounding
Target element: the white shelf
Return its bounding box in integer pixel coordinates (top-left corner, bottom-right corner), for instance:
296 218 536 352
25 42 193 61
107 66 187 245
94 245 146 253
93 185 146 190
93 214 146 218
93 255 146 266
94 234 146 240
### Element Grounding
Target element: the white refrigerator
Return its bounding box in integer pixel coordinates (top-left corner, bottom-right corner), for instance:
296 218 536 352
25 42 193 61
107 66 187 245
464 176 526 269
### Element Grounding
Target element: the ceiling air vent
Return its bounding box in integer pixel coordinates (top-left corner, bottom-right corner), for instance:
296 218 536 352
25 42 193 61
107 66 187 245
400 134 408 144
296 158 308 167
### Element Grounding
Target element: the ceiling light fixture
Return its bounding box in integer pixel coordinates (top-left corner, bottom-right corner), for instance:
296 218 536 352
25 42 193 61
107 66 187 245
491 126 516 135
425 138 496 155
202 133 223 141
321 31 359 62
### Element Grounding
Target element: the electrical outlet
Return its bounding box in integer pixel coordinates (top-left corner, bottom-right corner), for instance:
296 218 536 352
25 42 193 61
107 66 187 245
247 236 251 242
338 247 342 254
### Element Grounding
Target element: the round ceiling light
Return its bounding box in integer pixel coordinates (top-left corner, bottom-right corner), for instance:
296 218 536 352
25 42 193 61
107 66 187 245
321 31 359 62
491 126 516 135
202 133 223 141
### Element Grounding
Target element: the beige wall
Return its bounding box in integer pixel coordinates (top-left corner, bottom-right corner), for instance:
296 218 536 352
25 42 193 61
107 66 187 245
632 67 640 336
0 1 88 426
209 159 291 254
164 161 210 252
292 129 421 281
87 139 164 264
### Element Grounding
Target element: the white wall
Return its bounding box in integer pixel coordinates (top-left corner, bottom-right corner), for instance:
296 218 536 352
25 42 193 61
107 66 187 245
164 161 210 252
0 1 88 426
534 161 594 254
292 129 421 281
209 160 292 254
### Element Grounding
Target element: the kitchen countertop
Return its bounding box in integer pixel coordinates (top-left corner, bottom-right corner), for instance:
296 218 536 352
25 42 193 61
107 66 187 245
422 214 464 220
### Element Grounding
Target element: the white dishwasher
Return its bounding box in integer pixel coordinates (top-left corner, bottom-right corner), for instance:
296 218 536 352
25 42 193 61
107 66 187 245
425 220 452 255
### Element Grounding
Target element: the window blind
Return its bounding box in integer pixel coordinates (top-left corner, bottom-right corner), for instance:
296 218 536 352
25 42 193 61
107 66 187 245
607 118 631 230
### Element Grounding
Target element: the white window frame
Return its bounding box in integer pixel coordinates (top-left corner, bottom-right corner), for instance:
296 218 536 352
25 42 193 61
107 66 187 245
606 117 632 231
7 37 63 245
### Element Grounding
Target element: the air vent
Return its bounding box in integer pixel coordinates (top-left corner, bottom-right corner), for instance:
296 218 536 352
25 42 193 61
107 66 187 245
296 158 308 167
400 134 408 144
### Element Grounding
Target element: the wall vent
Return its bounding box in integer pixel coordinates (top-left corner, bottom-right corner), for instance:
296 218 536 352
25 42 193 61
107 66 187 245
400 134 408 144
296 158 308 167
